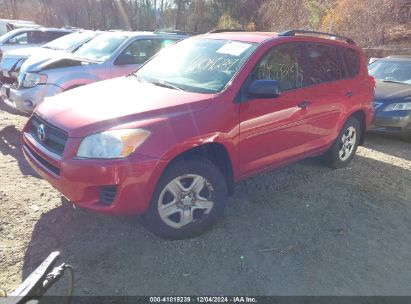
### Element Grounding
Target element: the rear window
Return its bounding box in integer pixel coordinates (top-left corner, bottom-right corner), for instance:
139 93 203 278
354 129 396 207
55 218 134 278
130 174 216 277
305 43 344 85
342 47 360 78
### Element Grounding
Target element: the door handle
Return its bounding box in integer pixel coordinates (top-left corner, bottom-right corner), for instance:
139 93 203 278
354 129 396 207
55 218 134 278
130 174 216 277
298 100 311 109
346 91 353 97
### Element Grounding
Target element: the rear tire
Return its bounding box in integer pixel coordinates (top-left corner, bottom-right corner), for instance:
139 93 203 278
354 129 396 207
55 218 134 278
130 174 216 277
142 158 228 239
324 116 361 168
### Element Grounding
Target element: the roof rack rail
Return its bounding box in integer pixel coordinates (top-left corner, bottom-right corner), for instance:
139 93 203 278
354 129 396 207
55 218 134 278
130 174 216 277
154 29 197 36
207 29 246 34
278 30 355 45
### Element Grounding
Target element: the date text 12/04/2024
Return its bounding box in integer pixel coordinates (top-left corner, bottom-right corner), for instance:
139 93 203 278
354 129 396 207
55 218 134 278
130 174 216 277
149 297 257 303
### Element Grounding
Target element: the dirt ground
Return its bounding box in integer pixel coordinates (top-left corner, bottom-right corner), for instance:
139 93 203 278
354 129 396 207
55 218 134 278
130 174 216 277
0 102 410 296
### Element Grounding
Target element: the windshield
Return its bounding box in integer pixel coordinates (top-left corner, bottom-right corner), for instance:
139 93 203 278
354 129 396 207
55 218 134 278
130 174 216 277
369 60 411 84
135 38 258 93
43 31 97 51
73 33 128 61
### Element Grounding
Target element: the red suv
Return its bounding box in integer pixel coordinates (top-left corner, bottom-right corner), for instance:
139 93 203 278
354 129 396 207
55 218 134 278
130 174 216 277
22 30 375 239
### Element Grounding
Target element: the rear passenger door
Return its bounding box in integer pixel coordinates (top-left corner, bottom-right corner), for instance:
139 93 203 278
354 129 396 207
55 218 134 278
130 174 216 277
298 42 349 149
110 38 177 78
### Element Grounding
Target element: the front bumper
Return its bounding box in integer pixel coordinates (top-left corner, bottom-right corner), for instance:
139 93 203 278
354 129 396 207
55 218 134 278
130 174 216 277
370 110 411 132
1 83 63 114
22 131 166 215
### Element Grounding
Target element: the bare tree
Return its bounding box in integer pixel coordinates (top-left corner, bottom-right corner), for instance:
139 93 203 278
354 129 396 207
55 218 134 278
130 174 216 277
9 0 19 19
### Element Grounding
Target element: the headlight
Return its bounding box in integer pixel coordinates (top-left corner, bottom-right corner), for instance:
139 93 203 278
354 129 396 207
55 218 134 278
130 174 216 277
77 129 151 159
22 72 47 88
383 102 411 111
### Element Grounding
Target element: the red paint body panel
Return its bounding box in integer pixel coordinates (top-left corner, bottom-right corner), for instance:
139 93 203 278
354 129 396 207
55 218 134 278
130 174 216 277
22 131 167 214
22 34 374 215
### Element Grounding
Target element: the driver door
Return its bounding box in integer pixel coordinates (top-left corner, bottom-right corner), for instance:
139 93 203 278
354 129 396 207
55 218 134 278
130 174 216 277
239 43 312 177
3 31 31 53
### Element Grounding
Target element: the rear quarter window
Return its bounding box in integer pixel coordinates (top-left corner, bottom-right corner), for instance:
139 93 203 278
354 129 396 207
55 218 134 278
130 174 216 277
341 47 360 78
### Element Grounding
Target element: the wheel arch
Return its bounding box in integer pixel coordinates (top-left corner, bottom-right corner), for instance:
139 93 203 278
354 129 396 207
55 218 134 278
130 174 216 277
350 109 366 145
161 143 235 196
64 84 85 91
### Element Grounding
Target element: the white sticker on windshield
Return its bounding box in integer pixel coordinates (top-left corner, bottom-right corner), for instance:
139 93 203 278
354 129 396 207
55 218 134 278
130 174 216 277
217 42 251 56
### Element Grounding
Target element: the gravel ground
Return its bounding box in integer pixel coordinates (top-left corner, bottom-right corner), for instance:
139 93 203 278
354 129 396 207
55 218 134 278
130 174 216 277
0 102 410 296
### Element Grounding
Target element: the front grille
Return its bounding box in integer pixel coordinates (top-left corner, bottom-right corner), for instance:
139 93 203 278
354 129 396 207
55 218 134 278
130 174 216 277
28 115 68 156
0 75 17 85
100 186 118 205
25 144 60 175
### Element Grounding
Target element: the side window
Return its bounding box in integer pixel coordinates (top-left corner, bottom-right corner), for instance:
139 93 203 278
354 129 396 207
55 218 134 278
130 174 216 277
7 32 28 44
29 32 44 44
161 39 178 48
30 31 64 44
342 47 360 78
115 39 162 65
49 31 68 41
251 43 304 91
305 43 343 85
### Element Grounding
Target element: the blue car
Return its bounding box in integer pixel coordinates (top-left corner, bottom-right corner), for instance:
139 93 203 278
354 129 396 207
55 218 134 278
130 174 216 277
369 55 411 134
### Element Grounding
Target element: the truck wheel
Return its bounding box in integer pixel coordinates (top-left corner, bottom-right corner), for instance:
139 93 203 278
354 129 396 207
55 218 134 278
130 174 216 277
142 158 228 239
325 116 361 168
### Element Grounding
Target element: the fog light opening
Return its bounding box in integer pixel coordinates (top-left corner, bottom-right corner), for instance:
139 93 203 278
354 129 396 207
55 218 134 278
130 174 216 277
100 185 118 206
24 100 34 108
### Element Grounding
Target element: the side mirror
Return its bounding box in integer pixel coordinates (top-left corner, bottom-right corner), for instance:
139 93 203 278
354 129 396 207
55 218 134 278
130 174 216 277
114 54 138 65
248 80 280 98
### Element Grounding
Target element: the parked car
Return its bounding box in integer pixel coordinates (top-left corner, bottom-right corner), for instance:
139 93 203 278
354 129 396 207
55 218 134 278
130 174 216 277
368 55 411 134
22 30 374 239
0 28 72 60
0 19 39 36
0 30 100 86
1 31 188 113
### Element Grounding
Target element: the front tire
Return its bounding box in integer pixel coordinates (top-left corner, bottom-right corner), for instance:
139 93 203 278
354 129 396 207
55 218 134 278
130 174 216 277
325 116 361 168
142 158 228 239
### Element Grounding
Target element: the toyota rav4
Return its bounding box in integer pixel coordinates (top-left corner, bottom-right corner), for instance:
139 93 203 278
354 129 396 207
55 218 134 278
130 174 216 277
22 30 375 239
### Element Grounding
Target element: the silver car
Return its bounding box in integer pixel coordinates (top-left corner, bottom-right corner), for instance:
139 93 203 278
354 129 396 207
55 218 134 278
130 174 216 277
1 31 187 113
0 28 72 59
0 30 99 85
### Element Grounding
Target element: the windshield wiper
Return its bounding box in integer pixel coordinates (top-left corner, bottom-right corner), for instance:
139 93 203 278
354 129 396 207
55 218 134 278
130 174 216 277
150 81 185 91
131 74 146 82
382 80 407 84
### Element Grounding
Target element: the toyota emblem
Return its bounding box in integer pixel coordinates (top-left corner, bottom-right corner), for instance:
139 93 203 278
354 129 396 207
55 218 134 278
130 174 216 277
37 124 46 142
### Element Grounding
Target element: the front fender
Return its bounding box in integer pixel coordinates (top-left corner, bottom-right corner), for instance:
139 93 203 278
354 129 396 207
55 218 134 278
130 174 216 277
55 74 102 91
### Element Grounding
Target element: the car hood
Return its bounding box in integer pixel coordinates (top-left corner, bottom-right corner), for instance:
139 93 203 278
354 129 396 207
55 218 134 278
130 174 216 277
3 47 43 58
21 52 97 73
1 47 43 73
36 76 214 138
375 80 411 101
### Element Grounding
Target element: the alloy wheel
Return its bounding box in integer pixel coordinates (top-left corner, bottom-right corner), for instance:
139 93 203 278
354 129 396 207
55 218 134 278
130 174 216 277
157 174 215 229
339 126 357 161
